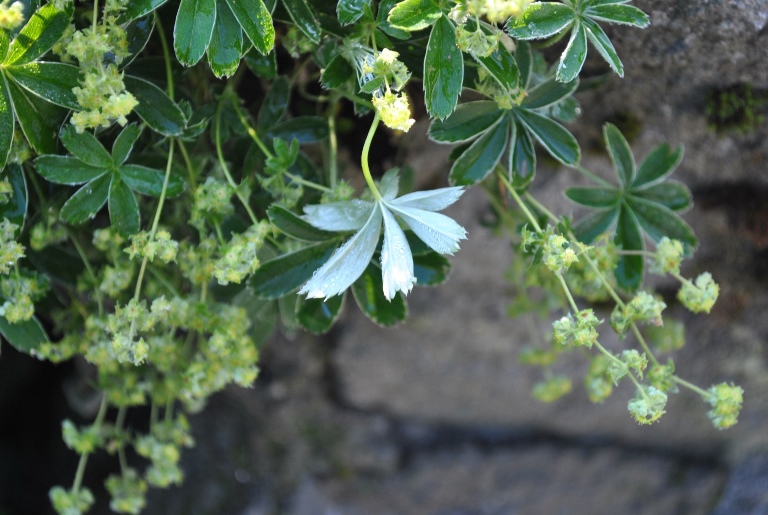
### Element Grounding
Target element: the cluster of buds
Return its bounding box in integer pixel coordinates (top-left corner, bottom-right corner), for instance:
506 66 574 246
627 385 667 425
125 230 179 264
610 291 667 338
678 272 719 313
552 308 601 348
705 383 744 430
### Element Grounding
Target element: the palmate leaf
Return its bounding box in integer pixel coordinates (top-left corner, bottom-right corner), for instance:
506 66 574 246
387 0 442 31
424 15 463 120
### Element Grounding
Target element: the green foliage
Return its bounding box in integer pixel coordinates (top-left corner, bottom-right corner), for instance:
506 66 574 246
705 83 767 135
0 0 744 512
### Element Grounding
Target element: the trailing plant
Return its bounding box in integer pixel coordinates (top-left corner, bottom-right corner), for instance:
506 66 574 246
0 0 744 512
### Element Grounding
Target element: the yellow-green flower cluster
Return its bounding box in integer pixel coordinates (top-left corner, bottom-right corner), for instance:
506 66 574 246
0 272 48 323
0 0 24 31
125 230 179 264
62 419 104 454
552 308 600 348
373 90 415 132
0 218 24 275
705 383 744 430
543 233 583 274
532 376 572 403
608 349 647 385
678 272 719 313
651 237 684 274
584 355 613 403
464 0 532 23
647 359 677 393
455 24 501 57
611 291 667 338
49 486 94 515
628 385 667 425
105 468 147 515
190 177 235 231
213 221 270 285
0 179 11 204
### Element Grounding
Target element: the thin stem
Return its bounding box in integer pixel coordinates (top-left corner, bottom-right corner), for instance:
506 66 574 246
672 376 711 398
231 101 273 159
115 406 128 473
147 265 181 297
631 324 660 367
498 172 542 233
524 192 559 225
327 107 338 188
285 172 333 193
361 113 382 200
572 164 614 188
67 230 104 317
154 13 174 100
72 394 109 492
176 140 197 191
215 103 259 225
556 273 579 313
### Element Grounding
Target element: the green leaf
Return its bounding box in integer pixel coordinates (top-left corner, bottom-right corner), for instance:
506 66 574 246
321 54 355 89
119 164 185 197
250 241 337 299
449 118 508 186
0 164 28 228
377 0 410 39
173 0 216 66
424 16 463 120
60 173 111 224
352 264 407 327
582 17 622 76
505 2 574 40
282 0 322 43
556 22 587 83
0 23 8 62
111 124 143 166
413 251 450 286
573 207 619 244
268 205 338 242
122 15 156 69
108 176 140 236
632 144 683 188
587 3 649 28
565 187 621 208
5 2 73 66
0 77 12 169
35 156 107 185
516 40 533 90
0 315 48 354
225 0 275 54
117 0 169 23
509 119 536 186
522 77 579 109
7 78 65 155
296 294 344 334
5 62 80 109
474 46 520 94
603 123 634 186
614 204 643 290
631 181 691 212
244 48 277 78
387 0 441 31
125 75 186 136
257 76 289 131
208 0 243 78
60 125 113 168
626 196 697 250
266 117 328 143
515 108 580 165
429 101 504 143
336 0 369 25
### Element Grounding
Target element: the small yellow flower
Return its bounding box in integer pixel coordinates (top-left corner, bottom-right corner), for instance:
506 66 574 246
373 91 415 132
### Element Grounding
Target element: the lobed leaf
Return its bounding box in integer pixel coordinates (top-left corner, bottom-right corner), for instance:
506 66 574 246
268 205 338 242
449 118 508 186
509 119 537 186
522 77 579 110
296 294 344 334
5 2 73 66
35 156 108 185
225 0 274 53
119 164 186 197
556 22 587 83
626 196 697 250
60 125 113 168
0 315 48 355
60 173 111 224
125 75 187 136
5 62 80 110
173 0 216 66
565 187 621 208
207 0 243 78
474 46 520 94
505 2 574 40
111 124 143 166
337 0 370 25
632 144 683 189
587 3 650 28
603 123 635 186
424 16 463 120
7 78 66 155
387 0 441 31
282 0 322 43
573 207 619 244
352 264 407 326
251 241 338 299
582 17 623 76
630 181 691 212
515 108 580 165
614 204 644 290
428 101 504 143
0 77 12 169
108 176 141 236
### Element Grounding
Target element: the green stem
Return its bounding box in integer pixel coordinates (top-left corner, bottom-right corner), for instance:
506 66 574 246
285 172 333 193
215 103 259 225
497 171 542 233
72 394 109 492
154 13 174 100
672 376 711 398
231 101 274 159
361 113 382 200
556 273 579 313
67 230 104 317
115 406 128 473
327 107 338 188
631 324 660 367
524 192 559 225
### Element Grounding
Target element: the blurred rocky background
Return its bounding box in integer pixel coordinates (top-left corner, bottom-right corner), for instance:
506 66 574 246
2 0 768 513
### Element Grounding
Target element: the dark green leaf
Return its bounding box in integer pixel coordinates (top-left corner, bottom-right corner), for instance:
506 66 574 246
626 196 697 249
60 173 111 224
0 23 8 62
522 76 579 109
35 156 107 185
121 15 155 69
377 0 410 39
296 294 344 333
111 124 143 166
173 0 216 66
565 187 621 208
244 48 277 78
208 0 243 78
321 54 354 89
556 22 587 83
0 164 27 228
582 17 622 76
257 76 290 131
614 204 643 290
449 118 508 186
267 116 328 143
516 40 533 89
268 205 338 242
225 0 275 54
387 0 441 30
250 241 337 299
413 251 450 286
0 315 48 354
515 108 580 164
0 77 12 169
5 62 80 109
60 125 113 168
336 0 369 25
117 0 169 23
26 245 83 285
120 164 185 197
7 78 65 155
352 264 407 326
424 16 463 120
505 2 574 40
283 0 322 43
5 2 73 66
509 119 536 186
603 123 634 186
125 75 186 136
108 176 140 235
573 207 619 243
587 4 649 28
630 181 691 212
429 101 504 143
632 144 683 188
474 46 520 94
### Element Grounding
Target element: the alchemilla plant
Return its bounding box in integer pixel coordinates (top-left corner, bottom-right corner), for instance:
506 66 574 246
0 0 744 512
